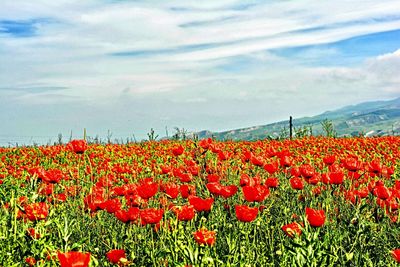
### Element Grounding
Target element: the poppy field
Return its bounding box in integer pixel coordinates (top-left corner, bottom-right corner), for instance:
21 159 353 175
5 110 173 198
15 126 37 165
1 136 400 266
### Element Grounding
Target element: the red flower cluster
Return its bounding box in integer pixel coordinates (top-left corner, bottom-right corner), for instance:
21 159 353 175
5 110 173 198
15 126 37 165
281 222 302 238
1 135 400 264
24 202 50 221
235 205 258 222
57 251 90 267
290 177 304 190
193 227 216 246
171 205 195 221
67 139 88 154
392 249 400 263
106 249 127 265
189 196 214 212
140 208 164 225
172 145 184 156
305 207 325 227
242 185 269 202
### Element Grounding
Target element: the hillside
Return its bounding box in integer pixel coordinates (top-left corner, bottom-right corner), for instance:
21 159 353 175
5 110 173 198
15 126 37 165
196 97 400 140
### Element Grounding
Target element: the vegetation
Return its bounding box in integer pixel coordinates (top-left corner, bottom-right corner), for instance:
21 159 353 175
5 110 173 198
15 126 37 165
0 136 400 266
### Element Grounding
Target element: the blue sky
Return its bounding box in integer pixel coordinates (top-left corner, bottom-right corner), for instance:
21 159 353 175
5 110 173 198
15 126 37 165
0 0 399 145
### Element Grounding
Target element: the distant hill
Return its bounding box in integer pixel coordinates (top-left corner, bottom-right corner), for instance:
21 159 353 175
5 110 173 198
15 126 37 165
195 97 400 140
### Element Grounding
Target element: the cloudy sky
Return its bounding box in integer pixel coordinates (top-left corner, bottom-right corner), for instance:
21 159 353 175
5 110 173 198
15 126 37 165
0 0 399 144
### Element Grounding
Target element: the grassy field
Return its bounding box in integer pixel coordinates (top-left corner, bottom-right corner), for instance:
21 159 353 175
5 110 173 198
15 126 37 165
1 136 400 266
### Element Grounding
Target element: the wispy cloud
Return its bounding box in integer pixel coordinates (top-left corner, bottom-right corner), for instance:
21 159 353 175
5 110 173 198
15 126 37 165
0 0 399 142
111 43 223 57
0 85 68 93
0 19 41 37
271 29 400 66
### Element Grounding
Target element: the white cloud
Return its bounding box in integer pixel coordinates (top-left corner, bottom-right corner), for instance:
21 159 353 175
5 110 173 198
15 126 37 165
0 0 399 142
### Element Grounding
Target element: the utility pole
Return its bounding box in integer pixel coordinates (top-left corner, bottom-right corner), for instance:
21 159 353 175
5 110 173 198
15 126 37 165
289 116 293 139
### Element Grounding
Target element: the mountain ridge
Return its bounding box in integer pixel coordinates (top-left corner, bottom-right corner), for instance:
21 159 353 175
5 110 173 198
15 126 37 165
195 97 400 140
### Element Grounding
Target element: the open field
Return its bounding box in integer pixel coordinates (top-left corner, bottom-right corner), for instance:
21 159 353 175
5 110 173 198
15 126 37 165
1 137 400 266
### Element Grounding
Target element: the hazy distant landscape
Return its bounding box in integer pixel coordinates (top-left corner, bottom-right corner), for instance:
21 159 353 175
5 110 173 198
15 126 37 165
1 97 399 146
197 97 400 140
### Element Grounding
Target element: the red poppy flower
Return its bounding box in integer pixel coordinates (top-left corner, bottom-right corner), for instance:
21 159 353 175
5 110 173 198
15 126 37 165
392 249 400 263
240 174 261 187
189 196 214 212
328 163 341 173
235 205 258 222
172 205 195 221
220 185 238 198
106 249 127 265
305 207 325 227
240 174 251 187
329 171 344 185
193 227 216 246
343 157 361 172
323 155 336 165
103 198 122 214
83 193 105 212
384 166 394 179
385 198 399 211
199 138 212 150
24 202 50 221
321 173 330 185
38 183 54 195
280 156 292 168
306 174 320 185
266 147 278 157
264 162 278 174
125 194 142 207
242 150 252 162
281 222 302 238
67 140 88 154
206 182 223 195
207 174 220 183
395 181 400 190
178 172 192 183
115 209 130 223
250 155 264 167
25 257 36 266
115 207 140 223
210 143 221 154
172 145 184 156
140 208 164 225
43 169 64 183
57 251 90 267
265 177 279 188
290 167 301 177
52 193 67 203
28 166 47 179
137 180 158 199
188 165 199 176
373 185 391 200
300 164 315 178
180 184 196 198
369 159 382 174
172 167 183 178
163 183 180 199
355 187 369 198
290 177 304 190
242 185 269 202
160 165 171 175
218 150 230 161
